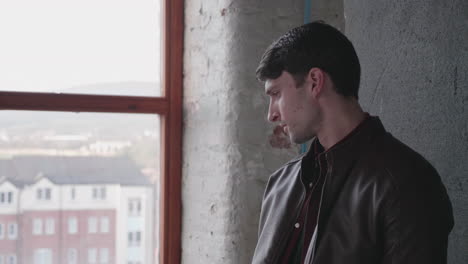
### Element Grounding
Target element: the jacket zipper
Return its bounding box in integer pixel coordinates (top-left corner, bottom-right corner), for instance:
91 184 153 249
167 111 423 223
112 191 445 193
308 154 331 264
269 183 307 263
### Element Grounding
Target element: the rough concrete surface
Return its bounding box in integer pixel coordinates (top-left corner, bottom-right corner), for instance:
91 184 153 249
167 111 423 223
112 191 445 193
345 0 468 263
182 1 303 263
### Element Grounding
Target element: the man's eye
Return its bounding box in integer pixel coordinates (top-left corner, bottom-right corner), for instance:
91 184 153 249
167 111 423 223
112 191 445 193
271 91 279 96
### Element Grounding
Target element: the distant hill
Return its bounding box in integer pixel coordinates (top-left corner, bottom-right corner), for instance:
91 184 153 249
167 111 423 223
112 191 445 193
63 81 161 97
0 81 161 139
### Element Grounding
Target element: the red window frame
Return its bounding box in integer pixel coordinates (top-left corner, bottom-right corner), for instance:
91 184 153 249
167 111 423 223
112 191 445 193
0 0 183 263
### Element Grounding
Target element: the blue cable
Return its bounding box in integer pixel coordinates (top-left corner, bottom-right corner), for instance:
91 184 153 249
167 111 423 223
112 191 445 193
300 0 312 154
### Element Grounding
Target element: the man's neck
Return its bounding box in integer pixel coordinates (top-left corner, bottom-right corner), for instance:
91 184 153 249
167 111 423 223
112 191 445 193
316 99 366 151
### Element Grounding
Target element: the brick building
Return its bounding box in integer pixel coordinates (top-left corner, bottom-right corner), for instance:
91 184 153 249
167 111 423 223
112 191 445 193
0 156 156 264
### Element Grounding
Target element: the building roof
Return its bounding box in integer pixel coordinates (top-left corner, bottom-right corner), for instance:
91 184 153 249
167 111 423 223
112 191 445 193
0 156 152 187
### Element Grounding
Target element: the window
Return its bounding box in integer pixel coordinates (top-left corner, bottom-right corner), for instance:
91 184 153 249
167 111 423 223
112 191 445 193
99 248 109 264
33 218 43 235
92 187 106 200
71 188 76 200
33 249 51 264
0 223 4 239
45 188 51 200
7 192 12 203
100 217 109 233
0 1 183 263
0 193 4 203
100 187 106 199
88 248 97 264
45 218 55 235
7 255 15 264
68 217 78 234
67 248 77 264
7 223 17 239
36 188 52 200
136 231 141 245
88 217 97 234
128 231 142 247
128 198 142 216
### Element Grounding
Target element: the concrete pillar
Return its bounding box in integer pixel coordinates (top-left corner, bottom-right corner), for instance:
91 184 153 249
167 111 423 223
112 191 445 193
345 0 468 263
183 1 303 263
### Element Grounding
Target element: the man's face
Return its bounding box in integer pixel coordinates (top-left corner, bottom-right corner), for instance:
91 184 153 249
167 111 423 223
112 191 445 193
265 71 319 144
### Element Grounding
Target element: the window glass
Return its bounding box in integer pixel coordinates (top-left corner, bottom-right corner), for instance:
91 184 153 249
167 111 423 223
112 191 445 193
100 217 109 233
7 255 15 264
0 0 162 97
99 248 109 264
67 248 77 264
8 223 17 239
88 217 98 234
33 249 51 264
88 248 97 264
68 217 78 234
0 111 160 263
33 219 42 235
45 218 55 235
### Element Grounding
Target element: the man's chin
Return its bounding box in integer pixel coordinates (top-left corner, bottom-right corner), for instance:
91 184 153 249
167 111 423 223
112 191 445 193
291 134 314 145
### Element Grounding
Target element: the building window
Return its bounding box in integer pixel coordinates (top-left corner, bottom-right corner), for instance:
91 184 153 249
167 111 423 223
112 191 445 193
0 255 3 264
7 223 17 240
36 188 52 201
71 188 76 200
99 248 109 264
45 188 51 200
88 217 97 234
68 217 78 234
33 249 51 264
128 231 142 247
88 248 97 264
45 218 55 235
67 248 77 264
0 223 4 239
128 198 142 216
7 255 15 264
92 187 106 200
100 217 109 233
7 192 12 203
33 218 42 235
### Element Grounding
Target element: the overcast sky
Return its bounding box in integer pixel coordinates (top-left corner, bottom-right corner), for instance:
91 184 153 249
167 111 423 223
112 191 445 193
0 0 161 93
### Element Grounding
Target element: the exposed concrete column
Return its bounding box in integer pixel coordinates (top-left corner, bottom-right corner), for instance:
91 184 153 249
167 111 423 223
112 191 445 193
345 1 468 263
183 1 303 263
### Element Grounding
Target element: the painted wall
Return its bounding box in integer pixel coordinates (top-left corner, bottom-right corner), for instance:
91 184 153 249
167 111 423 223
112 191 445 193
344 0 468 263
183 1 303 263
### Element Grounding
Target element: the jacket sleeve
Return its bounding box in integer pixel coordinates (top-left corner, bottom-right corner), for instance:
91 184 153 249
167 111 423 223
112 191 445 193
381 169 454 264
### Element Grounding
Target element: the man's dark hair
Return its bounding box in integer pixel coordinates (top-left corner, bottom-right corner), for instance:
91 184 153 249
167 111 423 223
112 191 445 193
256 21 361 98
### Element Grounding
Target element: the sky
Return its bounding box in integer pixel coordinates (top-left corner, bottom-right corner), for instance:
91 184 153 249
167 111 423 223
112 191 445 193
0 0 161 94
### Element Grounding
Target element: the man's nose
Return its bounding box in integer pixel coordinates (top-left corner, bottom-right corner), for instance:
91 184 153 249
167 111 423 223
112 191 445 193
267 103 279 123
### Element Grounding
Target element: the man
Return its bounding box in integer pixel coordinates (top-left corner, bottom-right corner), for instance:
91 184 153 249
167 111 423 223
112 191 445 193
252 21 454 264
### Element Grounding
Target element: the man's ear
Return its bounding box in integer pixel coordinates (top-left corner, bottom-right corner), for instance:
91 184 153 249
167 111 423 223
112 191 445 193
308 67 325 98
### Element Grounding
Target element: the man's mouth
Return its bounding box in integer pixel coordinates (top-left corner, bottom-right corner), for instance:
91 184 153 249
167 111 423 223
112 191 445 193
280 124 288 135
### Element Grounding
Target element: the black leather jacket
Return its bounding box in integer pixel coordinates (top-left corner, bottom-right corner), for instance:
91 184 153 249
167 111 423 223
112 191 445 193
252 117 454 264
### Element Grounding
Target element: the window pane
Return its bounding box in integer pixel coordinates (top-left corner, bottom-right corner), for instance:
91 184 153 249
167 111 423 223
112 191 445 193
0 0 162 97
0 111 160 264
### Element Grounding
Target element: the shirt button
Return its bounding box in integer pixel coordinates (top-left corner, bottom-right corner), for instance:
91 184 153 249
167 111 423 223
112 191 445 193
294 223 300 228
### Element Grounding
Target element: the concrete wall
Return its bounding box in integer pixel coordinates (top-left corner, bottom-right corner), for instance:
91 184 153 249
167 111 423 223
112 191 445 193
344 0 468 263
182 1 302 263
183 0 467 263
